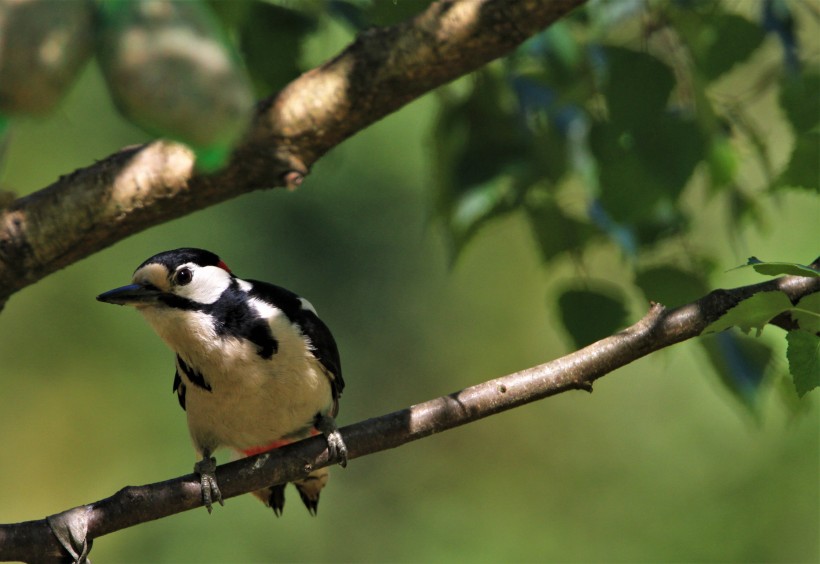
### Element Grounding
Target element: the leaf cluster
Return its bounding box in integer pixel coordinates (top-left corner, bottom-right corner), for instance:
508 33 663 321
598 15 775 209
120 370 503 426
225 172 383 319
430 1 818 411
704 258 820 397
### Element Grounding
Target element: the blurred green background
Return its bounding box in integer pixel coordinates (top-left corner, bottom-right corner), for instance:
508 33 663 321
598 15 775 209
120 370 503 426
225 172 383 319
1 7 818 564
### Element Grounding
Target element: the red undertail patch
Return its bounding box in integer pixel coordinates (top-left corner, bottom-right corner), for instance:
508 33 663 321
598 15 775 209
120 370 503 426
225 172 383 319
241 429 321 457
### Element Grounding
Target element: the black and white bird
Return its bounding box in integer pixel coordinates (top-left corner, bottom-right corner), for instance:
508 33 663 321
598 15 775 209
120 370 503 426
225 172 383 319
97 248 347 515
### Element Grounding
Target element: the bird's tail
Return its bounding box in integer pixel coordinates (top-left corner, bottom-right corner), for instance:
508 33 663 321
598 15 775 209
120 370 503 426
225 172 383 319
251 467 330 516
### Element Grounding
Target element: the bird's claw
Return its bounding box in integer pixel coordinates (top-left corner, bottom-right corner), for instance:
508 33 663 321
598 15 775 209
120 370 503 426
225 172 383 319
194 456 224 513
315 414 348 468
325 428 348 468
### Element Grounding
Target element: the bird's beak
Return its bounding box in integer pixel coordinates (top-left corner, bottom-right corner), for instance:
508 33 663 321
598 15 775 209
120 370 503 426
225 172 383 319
96 284 162 306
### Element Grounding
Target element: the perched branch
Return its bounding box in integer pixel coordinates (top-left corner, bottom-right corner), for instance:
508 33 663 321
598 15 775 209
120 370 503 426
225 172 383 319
1 269 817 562
0 0 586 308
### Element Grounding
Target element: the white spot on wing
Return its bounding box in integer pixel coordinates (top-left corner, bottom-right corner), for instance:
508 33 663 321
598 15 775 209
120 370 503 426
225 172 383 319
249 297 279 320
299 297 317 314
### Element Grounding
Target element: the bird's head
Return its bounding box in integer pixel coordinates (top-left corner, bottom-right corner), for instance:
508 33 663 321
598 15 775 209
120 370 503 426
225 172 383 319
97 248 234 311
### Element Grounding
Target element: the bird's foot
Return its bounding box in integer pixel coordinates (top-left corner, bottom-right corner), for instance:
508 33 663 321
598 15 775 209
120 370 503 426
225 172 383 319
194 455 224 513
315 413 348 468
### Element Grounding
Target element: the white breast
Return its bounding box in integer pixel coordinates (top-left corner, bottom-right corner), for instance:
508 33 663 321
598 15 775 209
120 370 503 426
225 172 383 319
142 306 333 456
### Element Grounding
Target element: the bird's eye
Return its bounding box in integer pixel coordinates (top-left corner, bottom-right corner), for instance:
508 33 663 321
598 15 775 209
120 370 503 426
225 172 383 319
175 267 193 286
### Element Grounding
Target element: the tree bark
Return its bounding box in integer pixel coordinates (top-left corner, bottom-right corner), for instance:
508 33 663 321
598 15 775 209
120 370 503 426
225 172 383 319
0 0 586 308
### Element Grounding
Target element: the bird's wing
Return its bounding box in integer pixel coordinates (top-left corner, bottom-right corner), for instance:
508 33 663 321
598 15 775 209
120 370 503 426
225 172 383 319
247 280 344 409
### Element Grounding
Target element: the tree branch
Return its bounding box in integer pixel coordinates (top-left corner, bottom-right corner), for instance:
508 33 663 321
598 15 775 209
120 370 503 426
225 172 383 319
1 270 817 562
0 0 586 308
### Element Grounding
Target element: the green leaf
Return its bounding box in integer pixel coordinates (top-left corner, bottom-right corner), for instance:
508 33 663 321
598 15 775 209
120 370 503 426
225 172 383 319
526 200 593 263
691 14 765 82
591 115 704 225
591 48 707 227
434 70 532 258
774 131 820 192
338 0 433 27
557 285 629 349
603 47 675 127
786 331 820 397
792 293 820 334
447 175 517 252
707 134 739 189
635 266 709 307
779 72 820 134
736 257 820 278
703 291 794 336
699 332 772 412
239 2 317 96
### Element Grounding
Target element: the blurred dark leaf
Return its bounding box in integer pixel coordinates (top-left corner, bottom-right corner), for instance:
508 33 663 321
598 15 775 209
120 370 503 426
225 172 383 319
329 0 431 28
699 332 773 413
435 71 532 258
239 2 318 95
603 47 675 127
590 115 704 225
687 13 765 82
786 330 820 397
779 73 820 134
557 284 629 349
508 76 571 181
635 265 709 307
774 131 820 192
207 0 252 29
450 74 529 191
526 199 593 263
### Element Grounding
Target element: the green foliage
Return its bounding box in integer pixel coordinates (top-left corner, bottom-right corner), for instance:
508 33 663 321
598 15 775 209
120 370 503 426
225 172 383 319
526 197 594 263
737 257 820 278
699 332 773 411
635 266 709 307
233 2 318 96
427 1 818 410
675 11 766 82
557 284 629 348
703 291 794 336
787 330 820 397
703 259 820 398
793 293 820 334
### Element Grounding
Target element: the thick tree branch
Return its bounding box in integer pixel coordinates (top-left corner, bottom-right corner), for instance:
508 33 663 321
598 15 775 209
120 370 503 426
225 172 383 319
0 0 586 308
1 270 817 562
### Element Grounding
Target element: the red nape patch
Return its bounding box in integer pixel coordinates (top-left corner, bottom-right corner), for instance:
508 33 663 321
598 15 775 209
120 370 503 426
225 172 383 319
217 260 231 273
241 429 321 457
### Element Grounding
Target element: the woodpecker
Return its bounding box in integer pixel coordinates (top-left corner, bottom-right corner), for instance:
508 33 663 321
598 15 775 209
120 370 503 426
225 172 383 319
97 248 347 515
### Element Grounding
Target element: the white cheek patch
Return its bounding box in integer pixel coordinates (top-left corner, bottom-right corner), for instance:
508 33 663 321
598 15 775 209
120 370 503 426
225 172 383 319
177 264 232 304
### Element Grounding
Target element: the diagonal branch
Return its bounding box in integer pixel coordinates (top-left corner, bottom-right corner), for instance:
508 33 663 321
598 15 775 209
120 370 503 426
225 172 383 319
1 269 817 562
0 0 586 308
